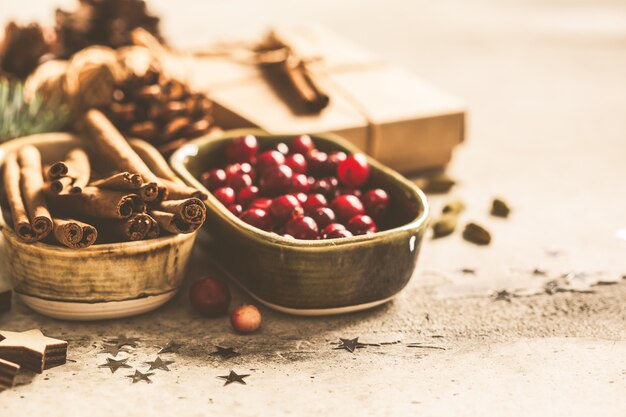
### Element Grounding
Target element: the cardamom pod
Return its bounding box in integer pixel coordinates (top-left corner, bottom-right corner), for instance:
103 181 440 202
442 199 466 215
462 222 491 245
421 174 456 194
432 214 457 238
491 198 511 218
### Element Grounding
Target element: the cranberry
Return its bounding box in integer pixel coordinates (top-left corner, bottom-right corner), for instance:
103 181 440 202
332 195 365 222
249 198 272 211
337 186 362 198
362 188 389 220
275 142 289 155
226 135 258 163
302 193 328 214
328 151 347 170
291 173 310 193
289 134 314 154
310 207 335 229
201 168 227 191
269 195 303 223
260 165 293 196
347 214 378 235
321 223 346 239
227 204 243 217
231 304 262 333
338 153 370 187
292 192 308 204
240 208 274 231
237 185 260 207
227 172 253 191
285 216 319 240
226 162 254 180
285 153 307 174
213 187 236 206
307 151 332 177
256 150 285 173
310 177 338 199
189 277 231 317
325 228 354 239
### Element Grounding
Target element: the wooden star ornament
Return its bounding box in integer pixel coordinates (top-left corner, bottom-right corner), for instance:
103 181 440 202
108 335 139 348
0 329 67 373
217 370 250 386
211 346 240 359
156 341 181 354
0 357 19 391
98 357 132 373
144 356 173 371
99 343 129 357
126 370 154 384
333 337 378 353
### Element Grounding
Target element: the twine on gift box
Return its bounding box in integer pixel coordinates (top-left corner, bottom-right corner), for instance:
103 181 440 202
189 29 386 156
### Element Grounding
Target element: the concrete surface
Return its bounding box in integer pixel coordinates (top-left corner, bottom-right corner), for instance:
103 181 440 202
1 0 625 416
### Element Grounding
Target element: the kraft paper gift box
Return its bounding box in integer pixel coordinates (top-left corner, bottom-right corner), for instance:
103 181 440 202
187 25 466 173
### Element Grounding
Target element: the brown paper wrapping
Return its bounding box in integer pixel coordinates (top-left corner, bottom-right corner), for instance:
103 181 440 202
189 25 465 172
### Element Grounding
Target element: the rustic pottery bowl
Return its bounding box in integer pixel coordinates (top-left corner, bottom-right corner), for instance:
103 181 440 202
170 129 429 315
0 133 197 321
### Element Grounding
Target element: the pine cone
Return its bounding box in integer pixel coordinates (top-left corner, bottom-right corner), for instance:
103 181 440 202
0 22 52 79
103 70 216 156
55 0 163 58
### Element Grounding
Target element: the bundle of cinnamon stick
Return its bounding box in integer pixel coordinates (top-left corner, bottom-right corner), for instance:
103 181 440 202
2 109 208 249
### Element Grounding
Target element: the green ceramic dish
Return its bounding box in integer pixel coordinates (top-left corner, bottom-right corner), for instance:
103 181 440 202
170 129 429 315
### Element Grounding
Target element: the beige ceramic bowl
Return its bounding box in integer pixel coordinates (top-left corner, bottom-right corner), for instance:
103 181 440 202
0 133 196 321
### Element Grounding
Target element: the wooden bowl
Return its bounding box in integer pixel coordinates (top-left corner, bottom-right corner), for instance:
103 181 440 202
170 129 429 315
0 133 197 321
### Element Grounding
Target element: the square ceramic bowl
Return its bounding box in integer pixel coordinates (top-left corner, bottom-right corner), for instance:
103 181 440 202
170 129 429 315
0 133 197 321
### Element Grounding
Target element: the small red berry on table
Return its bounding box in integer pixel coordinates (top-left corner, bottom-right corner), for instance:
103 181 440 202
231 305 262 333
189 277 231 317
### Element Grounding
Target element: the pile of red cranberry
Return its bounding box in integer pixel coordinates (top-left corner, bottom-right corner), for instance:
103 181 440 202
200 135 390 240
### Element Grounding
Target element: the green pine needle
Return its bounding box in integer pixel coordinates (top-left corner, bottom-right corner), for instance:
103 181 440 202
0 78 70 142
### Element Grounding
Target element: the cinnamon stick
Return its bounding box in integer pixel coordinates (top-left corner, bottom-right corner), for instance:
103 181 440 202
158 198 206 224
47 148 91 194
146 217 160 239
150 210 200 234
90 172 144 190
129 138 181 183
82 109 167 201
281 57 329 112
17 146 53 241
129 139 208 200
48 186 144 219
257 32 329 113
159 178 208 200
49 176 74 194
109 213 156 241
128 139 180 185
3 152 37 242
89 171 158 202
52 218 97 249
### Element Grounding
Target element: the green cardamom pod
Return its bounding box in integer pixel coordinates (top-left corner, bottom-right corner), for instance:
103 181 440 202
463 222 491 245
491 198 511 218
432 214 457 238
421 174 456 194
442 200 466 215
